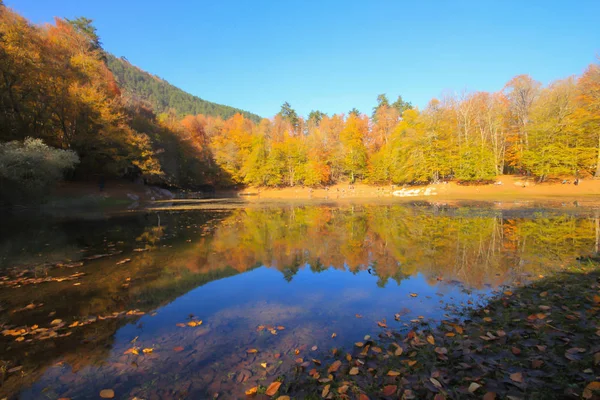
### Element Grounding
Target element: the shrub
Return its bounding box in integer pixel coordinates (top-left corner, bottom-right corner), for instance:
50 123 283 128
0 138 79 205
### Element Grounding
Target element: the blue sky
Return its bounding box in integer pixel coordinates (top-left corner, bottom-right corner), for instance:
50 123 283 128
7 0 600 118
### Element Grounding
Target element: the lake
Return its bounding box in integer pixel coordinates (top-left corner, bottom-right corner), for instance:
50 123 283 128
0 201 598 399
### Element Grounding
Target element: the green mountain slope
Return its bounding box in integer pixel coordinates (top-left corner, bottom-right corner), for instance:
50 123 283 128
106 54 261 122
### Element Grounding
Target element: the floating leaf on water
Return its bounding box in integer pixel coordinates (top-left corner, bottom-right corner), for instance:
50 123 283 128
176 323 186 327
328 360 342 373
359 394 369 400
482 392 497 400
246 349 258 354
311 345 318 351
115 258 131 265
99 389 115 399
261 362 267 368
583 382 600 399
187 320 203 327
173 346 184 352
322 384 330 398
142 348 153 354
349 367 359 375
50 319 62 326
338 385 349 394
426 335 435 345
265 381 282 396
377 319 387 328
245 386 258 396
387 370 401 377
355 314 363 318
331 332 337 338
394 346 403 356
124 348 139 355
276 396 290 400
409 293 418 297
277 326 285 330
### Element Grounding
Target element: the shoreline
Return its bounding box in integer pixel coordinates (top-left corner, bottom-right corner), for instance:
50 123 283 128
238 175 600 201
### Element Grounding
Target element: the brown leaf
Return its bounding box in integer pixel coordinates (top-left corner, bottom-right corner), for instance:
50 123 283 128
426 335 435 345
173 346 184 352
349 367 359 375
482 392 496 400
359 395 369 400
328 360 342 373
382 385 397 396
387 370 401 377
377 319 387 328
246 349 258 354
265 381 282 396
510 372 523 383
99 389 115 399
276 396 290 400
511 347 521 355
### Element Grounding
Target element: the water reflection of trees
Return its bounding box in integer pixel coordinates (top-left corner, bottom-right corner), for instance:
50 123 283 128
204 206 597 288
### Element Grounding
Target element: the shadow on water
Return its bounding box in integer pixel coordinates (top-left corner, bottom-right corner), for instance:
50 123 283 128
0 202 599 398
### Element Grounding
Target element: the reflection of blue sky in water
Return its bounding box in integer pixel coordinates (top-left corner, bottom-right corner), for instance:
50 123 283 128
21 266 487 399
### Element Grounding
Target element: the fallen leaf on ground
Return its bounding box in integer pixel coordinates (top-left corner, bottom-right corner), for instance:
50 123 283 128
510 372 523 383
468 382 481 393
382 385 397 396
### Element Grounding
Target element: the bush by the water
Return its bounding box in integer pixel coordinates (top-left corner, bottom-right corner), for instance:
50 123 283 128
0 138 79 205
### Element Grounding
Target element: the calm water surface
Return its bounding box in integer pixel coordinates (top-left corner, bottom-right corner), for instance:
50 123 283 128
0 202 598 399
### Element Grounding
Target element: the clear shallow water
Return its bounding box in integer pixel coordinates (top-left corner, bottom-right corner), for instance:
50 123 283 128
0 203 598 399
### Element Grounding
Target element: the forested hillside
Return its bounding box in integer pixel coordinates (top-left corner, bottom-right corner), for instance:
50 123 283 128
106 54 261 122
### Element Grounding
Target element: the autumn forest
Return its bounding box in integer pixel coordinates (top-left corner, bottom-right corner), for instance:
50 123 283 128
1 3 600 202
